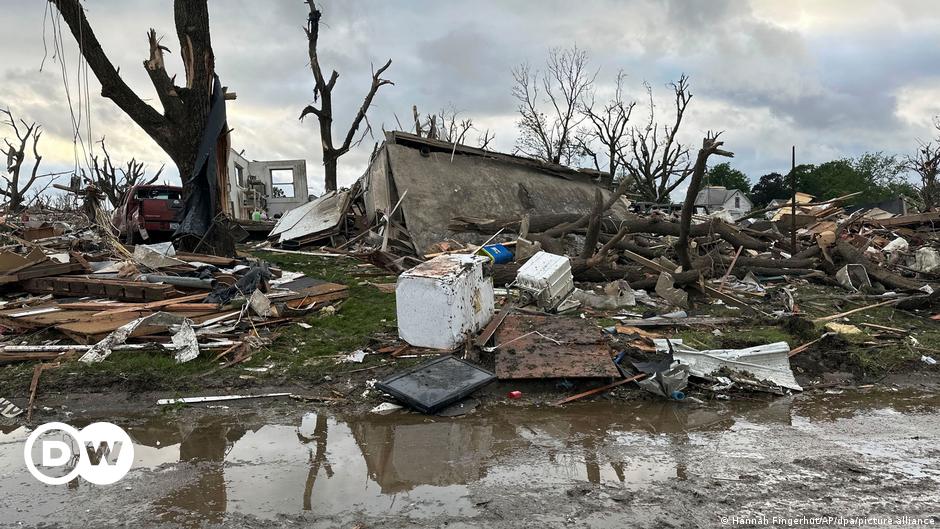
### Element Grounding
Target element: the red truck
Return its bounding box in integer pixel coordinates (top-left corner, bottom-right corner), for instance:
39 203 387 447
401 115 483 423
111 185 184 242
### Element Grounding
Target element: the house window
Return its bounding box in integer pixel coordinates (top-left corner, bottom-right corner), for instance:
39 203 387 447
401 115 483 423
270 169 295 198
734 196 741 208
235 164 245 186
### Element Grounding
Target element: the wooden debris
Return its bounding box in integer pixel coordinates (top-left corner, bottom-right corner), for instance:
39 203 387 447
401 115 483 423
552 373 647 406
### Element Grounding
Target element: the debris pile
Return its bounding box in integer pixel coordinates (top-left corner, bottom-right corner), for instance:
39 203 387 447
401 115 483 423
0 214 348 372
233 133 940 414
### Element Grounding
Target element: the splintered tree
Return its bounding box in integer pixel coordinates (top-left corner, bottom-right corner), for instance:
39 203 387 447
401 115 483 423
676 133 734 269
0 108 43 212
512 45 596 166
621 75 694 203
50 0 219 196
88 138 165 208
908 122 940 212
300 1 393 192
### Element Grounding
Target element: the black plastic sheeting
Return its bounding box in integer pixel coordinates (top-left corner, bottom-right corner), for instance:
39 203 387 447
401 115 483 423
376 356 496 414
175 75 227 240
204 263 272 304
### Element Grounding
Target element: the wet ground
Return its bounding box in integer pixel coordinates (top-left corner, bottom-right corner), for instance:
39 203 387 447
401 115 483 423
1 389 939 528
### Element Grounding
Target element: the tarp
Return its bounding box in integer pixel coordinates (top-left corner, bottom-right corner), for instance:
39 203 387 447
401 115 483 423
175 75 228 240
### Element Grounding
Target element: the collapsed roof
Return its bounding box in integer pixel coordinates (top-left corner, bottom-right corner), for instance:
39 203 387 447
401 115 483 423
361 131 630 254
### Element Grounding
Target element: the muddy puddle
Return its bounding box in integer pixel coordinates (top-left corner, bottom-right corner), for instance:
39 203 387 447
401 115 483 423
2 390 939 527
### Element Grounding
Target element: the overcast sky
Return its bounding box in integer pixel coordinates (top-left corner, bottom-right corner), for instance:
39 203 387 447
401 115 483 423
3 0 939 198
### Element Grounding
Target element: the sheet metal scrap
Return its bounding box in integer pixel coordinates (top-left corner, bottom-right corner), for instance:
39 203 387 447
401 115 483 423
494 314 619 380
654 339 802 392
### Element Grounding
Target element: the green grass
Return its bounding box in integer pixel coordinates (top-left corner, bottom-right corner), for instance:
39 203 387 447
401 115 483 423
0 251 399 394
238 252 398 380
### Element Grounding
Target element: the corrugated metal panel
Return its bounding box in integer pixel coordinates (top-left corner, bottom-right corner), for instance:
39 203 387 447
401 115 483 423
269 190 349 243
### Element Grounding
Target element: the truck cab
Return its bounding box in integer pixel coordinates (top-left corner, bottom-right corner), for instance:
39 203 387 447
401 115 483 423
111 185 184 242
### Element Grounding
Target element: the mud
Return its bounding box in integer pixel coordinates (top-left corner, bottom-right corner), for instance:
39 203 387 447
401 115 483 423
1 388 939 528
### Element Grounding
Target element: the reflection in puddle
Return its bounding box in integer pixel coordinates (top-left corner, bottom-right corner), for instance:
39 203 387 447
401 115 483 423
0 389 938 526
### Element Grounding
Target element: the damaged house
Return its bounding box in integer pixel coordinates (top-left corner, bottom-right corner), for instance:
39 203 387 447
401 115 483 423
227 149 310 220
270 131 629 254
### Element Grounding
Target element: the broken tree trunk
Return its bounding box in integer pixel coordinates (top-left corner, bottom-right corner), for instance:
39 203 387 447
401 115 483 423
51 0 217 195
453 214 772 252
580 189 605 260
677 133 734 269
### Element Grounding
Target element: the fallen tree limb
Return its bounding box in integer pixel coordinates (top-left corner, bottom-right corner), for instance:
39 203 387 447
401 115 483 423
813 298 902 324
452 214 773 253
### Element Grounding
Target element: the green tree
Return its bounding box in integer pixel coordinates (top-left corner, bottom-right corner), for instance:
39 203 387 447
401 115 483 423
749 172 788 208
799 153 913 205
705 162 750 193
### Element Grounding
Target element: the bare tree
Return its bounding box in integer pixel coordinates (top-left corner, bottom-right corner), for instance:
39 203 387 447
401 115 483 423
579 70 636 186
408 103 496 149
88 138 165 208
620 75 694 203
0 108 43 211
299 1 393 192
907 122 940 212
436 104 473 144
512 45 596 166
50 0 220 197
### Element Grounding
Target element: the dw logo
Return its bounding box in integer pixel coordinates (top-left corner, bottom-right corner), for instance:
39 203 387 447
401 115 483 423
23 422 134 485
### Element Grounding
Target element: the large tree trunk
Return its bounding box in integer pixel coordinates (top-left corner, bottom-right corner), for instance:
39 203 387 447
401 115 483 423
324 155 338 193
51 0 216 200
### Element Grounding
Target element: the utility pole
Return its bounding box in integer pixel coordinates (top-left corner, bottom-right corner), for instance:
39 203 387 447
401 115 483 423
790 146 796 252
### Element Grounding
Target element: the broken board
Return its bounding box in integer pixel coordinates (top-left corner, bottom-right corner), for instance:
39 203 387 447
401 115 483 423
494 314 619 379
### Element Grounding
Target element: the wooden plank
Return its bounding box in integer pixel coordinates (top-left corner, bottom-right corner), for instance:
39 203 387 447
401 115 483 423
611 316 739 327
494 314 619 380
21 277 175 301
870 211 940 227
15 262 86 280
93 292 208 317
812 298 901 324
552 374 646 406
474 304 514 347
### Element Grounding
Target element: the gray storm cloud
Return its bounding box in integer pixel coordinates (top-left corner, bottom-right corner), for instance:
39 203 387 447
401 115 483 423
1 0 938 196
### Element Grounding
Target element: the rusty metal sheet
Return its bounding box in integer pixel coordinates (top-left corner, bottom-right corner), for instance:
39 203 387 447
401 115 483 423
494 314 618 379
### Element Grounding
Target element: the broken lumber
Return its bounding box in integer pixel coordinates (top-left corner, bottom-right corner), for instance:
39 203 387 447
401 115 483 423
552 373 646 406
22 276 176 301
812 298 902 324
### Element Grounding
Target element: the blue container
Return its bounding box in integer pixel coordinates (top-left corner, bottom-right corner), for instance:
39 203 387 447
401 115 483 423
481 244 513 264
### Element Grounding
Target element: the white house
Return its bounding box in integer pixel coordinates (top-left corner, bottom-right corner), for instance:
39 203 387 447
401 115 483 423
227 149 311 220
693 186 753 219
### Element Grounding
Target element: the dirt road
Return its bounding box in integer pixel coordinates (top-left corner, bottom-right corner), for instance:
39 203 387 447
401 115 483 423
1 388 938 528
